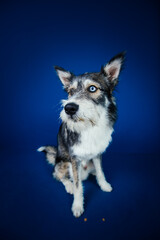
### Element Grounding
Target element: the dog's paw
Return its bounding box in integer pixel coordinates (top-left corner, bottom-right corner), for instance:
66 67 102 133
72 202 84 218
100 181 113 192
65 182 74 195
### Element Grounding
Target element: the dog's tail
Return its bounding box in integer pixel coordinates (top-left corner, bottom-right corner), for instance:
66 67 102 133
37 146 57 166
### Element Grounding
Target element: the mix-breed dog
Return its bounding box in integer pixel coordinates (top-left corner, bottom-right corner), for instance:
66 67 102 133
38 52 125 217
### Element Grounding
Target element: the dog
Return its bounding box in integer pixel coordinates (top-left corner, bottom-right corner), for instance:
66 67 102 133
38 52 125 217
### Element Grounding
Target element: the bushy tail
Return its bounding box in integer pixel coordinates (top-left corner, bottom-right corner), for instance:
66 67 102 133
37 146 57 165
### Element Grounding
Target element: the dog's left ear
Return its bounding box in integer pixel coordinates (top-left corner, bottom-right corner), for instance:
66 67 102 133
54 66 73 87
101 52 125 88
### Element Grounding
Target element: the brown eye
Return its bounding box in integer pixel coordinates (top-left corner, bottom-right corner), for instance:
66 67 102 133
88 85 97 93
69 88 74 96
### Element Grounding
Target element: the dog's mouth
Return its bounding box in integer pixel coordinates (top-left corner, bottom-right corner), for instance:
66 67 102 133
69 115 84 122
69 114 96 126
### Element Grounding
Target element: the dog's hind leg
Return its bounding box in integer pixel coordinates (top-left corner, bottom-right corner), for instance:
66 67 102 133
53 162 74 194
71 159 84 218
93 156 112 192
61 179 74 195
81 160 95 181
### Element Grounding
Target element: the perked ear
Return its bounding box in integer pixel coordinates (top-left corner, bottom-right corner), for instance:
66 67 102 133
101 52 125 84
54 66 73 87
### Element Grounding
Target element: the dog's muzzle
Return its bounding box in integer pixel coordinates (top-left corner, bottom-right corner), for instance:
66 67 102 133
64 103 79 116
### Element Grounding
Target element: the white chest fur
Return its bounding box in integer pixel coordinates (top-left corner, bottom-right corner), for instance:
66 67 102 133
71 121 113 161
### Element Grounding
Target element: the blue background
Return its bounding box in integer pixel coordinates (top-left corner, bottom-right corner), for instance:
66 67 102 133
0 0 160 239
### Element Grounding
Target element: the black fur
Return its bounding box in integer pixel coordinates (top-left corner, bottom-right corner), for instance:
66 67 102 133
108 51 126 66
108 101 117 123
56 123 79 164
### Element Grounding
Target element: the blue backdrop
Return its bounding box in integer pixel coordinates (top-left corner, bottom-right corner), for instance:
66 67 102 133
0 0 160 239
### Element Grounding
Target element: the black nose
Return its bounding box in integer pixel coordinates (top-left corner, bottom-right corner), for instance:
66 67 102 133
64 103 79 116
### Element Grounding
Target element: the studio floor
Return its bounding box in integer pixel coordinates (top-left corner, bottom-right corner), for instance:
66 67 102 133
0 150 159 240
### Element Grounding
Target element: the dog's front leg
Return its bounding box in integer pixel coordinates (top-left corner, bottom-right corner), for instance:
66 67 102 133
93 156 112 192
71 158 84 217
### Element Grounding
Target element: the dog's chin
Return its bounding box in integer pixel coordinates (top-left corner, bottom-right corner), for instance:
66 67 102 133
60 111 96 132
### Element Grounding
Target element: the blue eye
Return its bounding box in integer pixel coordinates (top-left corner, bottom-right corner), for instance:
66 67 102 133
88 85 97 93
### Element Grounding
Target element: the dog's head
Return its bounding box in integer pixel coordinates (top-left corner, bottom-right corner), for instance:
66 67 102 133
55 52 125 132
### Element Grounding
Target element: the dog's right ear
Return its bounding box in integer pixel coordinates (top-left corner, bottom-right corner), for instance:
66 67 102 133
54 66 73 87
101 52 125 90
